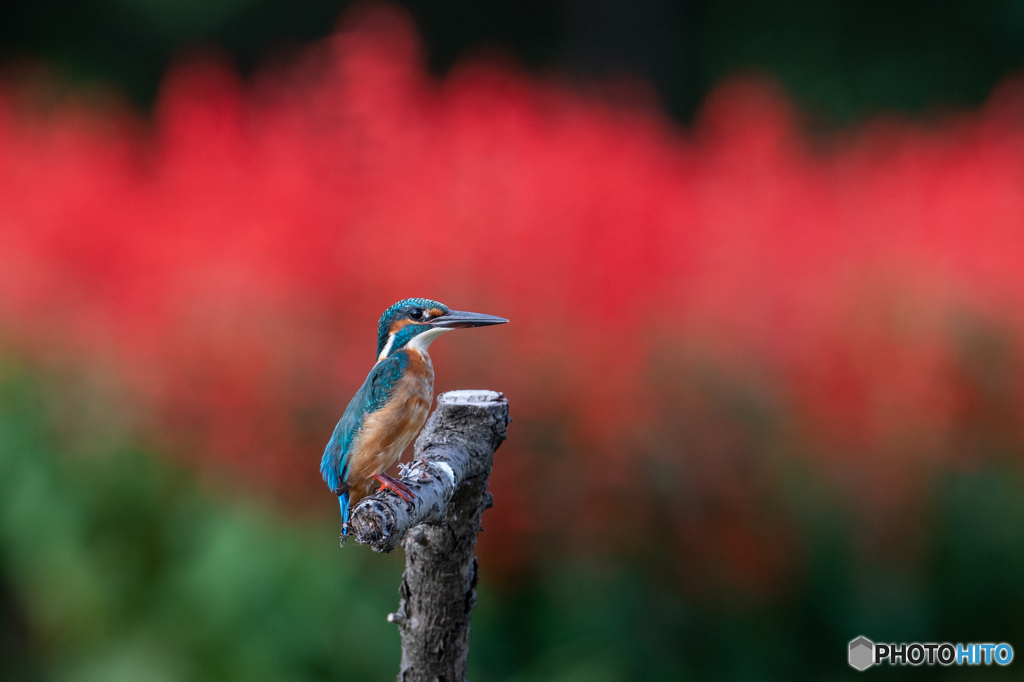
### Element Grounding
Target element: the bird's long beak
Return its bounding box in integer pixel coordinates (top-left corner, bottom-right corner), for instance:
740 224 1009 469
430 310 509 329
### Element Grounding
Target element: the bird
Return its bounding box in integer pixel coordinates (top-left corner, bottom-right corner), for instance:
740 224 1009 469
321 298 508 545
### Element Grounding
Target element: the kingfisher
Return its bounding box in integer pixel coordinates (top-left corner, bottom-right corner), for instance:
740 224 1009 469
321 298 508 545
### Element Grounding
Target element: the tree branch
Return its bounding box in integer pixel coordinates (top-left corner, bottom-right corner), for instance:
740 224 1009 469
349 390 509 553
349 389 509 682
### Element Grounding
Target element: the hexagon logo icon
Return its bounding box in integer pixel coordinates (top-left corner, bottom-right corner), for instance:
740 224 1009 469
849 636 874 671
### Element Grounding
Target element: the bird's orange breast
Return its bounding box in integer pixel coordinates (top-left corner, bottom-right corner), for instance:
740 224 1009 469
346 349 434 500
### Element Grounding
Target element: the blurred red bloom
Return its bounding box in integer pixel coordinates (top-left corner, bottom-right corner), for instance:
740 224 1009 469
1 4 1023 585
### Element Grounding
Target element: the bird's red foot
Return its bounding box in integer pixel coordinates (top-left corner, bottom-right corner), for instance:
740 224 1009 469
373 473 416 502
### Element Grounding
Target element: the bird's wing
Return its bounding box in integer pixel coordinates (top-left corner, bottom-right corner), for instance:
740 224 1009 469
320 351 411 492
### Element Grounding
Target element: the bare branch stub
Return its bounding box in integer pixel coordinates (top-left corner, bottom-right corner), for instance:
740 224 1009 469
349 390 508 553
349 390 509 682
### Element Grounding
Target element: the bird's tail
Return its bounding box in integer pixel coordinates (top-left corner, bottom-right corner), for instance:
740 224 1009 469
338 491 351 547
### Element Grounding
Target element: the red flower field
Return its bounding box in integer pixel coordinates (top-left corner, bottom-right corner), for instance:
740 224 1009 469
2 5 1023 589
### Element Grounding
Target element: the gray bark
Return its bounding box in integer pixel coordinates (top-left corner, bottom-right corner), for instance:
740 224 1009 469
349 389 510 682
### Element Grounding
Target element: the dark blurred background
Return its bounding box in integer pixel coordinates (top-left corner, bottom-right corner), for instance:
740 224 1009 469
4 0 1024 122
2 2 1024 681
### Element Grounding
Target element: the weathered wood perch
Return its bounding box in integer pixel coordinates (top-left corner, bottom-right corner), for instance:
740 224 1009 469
349 389 509 682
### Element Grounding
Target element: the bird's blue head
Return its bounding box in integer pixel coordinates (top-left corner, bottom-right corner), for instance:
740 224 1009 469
376 298 508 361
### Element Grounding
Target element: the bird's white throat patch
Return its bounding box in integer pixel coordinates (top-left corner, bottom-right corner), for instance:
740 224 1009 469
378 326 451 362
406 327 450 355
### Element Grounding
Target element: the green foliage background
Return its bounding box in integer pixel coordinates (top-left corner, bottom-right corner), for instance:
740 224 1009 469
3 359 1024 680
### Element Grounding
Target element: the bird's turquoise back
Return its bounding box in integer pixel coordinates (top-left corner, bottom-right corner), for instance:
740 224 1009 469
320 351 413 492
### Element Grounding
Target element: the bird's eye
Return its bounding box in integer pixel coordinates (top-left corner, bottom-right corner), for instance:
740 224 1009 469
409 308 423 320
